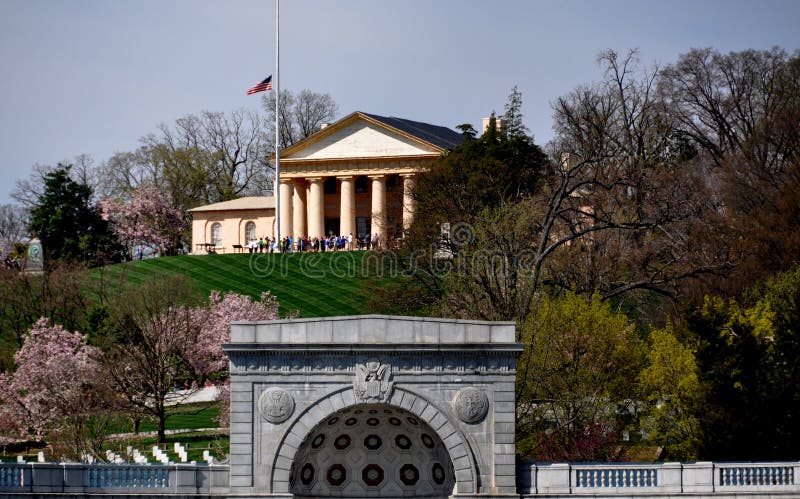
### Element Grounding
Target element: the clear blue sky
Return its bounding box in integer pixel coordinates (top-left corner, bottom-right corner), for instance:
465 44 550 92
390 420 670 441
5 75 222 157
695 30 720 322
1 0 798 204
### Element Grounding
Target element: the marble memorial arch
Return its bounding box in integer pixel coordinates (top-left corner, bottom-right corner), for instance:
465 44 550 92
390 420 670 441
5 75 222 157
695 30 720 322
222 315 522 499
189 112 463 253
4 315 800 498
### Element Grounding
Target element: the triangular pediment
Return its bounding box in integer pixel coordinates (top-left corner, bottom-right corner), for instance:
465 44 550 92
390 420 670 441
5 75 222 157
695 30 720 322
281 112 445 161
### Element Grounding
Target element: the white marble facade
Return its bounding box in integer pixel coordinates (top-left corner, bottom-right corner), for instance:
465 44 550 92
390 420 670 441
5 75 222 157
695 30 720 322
223 315 522 498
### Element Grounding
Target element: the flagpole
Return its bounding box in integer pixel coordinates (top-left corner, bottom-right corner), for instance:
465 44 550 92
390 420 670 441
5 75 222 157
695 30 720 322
273 0 282 253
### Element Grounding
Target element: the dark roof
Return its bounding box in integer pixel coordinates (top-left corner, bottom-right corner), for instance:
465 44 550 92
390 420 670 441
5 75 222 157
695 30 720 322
363 113 464 150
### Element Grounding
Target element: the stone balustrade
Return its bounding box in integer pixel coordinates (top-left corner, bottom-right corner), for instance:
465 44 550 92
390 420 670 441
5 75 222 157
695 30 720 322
3 461 800 497
0 462 228 496
517 461 800 496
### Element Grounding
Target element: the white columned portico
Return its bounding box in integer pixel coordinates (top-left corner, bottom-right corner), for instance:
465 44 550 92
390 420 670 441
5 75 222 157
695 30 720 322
278 179 294 241
338 176 356 238
401 173 416 231
307 177 325 239
292 179 307 238
369 174 387 248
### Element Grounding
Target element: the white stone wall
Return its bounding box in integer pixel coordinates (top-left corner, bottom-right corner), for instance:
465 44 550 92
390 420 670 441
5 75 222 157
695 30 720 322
223 315 521 497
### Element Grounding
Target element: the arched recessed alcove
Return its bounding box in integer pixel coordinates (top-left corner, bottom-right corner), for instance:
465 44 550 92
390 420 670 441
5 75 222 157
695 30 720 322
290 404 455 498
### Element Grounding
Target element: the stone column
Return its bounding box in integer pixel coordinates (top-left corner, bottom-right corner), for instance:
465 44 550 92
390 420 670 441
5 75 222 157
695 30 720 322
401 173 416 231
292 179 307 238
338 176 356 238
307 177 325 239
278 179 294 242
369 174 387 248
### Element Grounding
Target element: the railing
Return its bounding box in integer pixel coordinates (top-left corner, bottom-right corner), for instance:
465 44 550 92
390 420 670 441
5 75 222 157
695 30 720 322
575 465 658 488
717 463 794 487
0 462 228 495
4 461 800 496
518 461 800 496
85 464 169 488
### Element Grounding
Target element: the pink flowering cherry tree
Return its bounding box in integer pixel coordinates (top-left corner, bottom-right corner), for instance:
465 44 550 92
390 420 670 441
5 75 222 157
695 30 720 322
100 184 186 257
0 318 104 442
184 290 280 427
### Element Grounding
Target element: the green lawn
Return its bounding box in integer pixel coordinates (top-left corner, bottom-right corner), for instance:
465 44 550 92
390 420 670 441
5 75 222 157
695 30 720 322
94 251 374 317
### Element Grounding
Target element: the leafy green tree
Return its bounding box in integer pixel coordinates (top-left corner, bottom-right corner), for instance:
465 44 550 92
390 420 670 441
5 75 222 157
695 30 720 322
639 323 703 460
28 165 123 267
683 266 800 459
516 291 645 461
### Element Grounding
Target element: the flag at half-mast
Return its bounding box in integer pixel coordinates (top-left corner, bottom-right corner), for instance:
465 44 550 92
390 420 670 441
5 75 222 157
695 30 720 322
247 75 273 95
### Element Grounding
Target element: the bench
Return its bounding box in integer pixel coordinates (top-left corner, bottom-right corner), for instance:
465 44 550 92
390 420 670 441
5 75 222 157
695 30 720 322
232 244 244 253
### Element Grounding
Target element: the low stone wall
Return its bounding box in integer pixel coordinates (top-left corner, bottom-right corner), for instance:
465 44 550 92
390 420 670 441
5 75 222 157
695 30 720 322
0 462 228 497
4 461 800 497
517 461 800 497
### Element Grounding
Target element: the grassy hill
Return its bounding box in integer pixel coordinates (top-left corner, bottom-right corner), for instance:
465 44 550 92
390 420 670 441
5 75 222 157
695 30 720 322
95 251 374 318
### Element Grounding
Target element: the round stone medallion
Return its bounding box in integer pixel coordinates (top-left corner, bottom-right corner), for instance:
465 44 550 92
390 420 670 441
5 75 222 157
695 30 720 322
259 387 295 424
452 387 489 423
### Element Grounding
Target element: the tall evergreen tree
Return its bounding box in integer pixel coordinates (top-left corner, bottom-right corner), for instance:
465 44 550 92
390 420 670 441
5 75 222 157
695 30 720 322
28 165 123 267
503 85 529 139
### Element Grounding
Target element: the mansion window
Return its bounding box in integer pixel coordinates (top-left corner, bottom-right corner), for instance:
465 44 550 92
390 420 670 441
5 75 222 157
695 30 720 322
245 221 256 241
211 222 222 246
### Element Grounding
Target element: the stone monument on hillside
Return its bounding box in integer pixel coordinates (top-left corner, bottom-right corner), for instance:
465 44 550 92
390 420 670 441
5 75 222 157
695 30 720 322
223 315 523 499
25 237 43 273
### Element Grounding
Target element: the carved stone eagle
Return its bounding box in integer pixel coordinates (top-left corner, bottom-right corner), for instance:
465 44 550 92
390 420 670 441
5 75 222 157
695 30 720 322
354 361 393 403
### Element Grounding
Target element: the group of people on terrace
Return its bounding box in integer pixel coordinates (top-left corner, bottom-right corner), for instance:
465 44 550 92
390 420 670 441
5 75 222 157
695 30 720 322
246 233 381 254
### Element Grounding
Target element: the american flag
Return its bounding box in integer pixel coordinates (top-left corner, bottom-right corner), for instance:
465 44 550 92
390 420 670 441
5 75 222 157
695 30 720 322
247 75 273 95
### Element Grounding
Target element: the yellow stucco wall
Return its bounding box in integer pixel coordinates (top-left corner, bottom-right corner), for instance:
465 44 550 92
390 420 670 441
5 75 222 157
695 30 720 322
190 209 275 254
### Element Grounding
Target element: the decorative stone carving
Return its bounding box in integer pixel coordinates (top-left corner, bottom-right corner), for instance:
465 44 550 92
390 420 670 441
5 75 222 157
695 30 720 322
259 387 295 424
453 387 489 423
26 238 43 272
354 361 394 403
